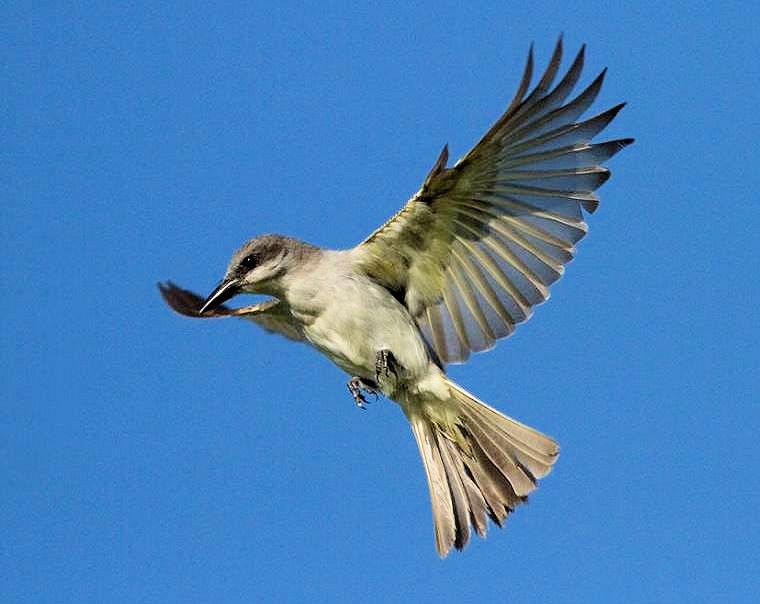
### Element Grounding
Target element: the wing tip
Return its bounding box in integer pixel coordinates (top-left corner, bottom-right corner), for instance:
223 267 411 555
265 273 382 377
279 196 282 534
573 43 587 68
617 136 635 148
157 280 173 304
158 280 224 318
424 143 450 187
610 101 626 113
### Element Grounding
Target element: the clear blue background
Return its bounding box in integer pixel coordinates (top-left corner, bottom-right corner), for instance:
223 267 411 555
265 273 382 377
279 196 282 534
3 2 759 602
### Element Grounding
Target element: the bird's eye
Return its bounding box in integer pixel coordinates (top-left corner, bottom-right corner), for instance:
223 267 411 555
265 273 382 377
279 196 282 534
240 254 258 270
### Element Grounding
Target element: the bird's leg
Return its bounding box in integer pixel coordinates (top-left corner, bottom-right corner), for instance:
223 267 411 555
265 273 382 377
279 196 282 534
347 377 378 410
375 349 401 393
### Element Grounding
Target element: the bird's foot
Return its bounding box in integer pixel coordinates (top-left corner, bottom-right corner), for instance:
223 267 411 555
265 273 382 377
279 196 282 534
347 377 378 410
375 349 401 391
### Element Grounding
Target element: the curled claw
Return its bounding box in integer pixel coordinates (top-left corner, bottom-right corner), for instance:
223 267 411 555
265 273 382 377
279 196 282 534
347 377 378 410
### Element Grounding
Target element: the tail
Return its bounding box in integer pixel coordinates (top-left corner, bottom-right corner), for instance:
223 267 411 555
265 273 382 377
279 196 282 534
405 378 559 557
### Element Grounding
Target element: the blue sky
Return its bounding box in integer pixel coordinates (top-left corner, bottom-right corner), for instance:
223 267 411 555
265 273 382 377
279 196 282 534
3 2 759 602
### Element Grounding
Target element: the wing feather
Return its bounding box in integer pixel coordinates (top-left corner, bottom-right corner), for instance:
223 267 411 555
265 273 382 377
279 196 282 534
157 281 304 342
354 38 632 363
451 244 515 340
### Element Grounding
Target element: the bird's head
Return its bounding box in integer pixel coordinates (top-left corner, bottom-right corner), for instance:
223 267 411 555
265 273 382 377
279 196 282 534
199 234 315 314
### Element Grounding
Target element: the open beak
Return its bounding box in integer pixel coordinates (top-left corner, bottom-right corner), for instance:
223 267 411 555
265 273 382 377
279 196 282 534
199 278 241 315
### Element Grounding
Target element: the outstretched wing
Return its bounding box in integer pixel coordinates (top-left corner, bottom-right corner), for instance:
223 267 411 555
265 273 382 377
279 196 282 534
158 281 304 342
354 37 632 364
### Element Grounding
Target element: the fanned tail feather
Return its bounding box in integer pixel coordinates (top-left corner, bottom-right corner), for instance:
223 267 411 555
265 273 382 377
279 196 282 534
408 378 558 557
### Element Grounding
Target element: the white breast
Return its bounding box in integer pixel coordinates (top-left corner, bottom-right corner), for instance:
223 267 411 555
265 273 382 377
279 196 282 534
286 252 432 384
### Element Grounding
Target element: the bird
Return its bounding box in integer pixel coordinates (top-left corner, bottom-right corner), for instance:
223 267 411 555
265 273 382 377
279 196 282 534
159 37 632 557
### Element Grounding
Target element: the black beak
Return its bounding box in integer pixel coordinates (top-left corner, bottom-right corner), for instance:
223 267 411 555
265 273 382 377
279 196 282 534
199 278 241 315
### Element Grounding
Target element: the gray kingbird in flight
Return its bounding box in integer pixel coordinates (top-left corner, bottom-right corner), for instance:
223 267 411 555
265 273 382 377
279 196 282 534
160 37 632 557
